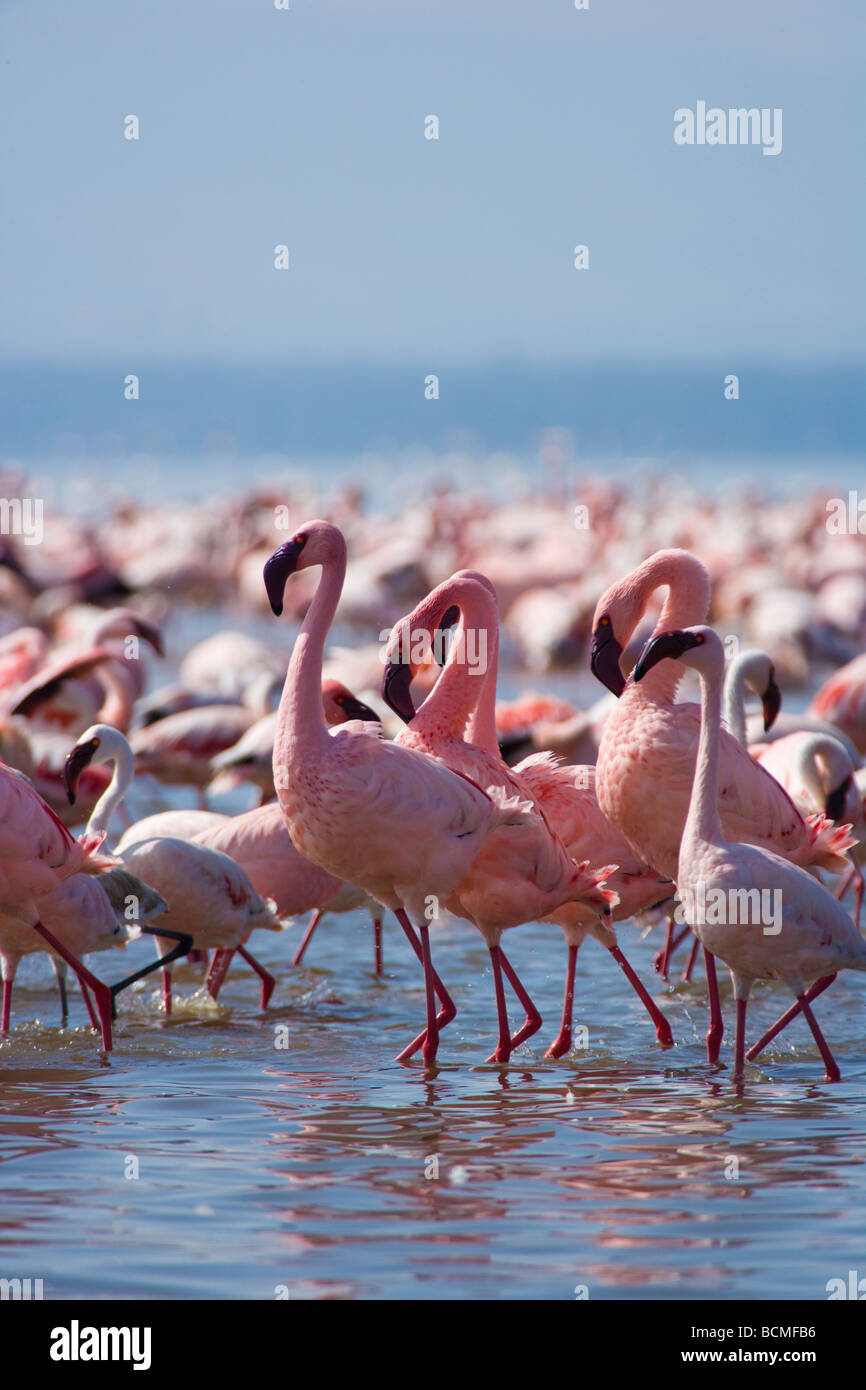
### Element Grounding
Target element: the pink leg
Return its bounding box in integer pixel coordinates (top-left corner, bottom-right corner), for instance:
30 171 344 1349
681 933 700 982
653 917 675 978
745 974 836 1061
80 981 99 1031
487 945 512 1064
853 866 864 930
732 997 748 1083
798 994 841 1082
545 944 578 1060
1 980 11 1034
498 946 542 1050
373 917 383 976
206 948 236 1000
162 967 172 1016
704 949 723 1064
609 944 674 1046
292 910 322 967
393 909 456 1063
32 923 113 1051
237 944 275 1008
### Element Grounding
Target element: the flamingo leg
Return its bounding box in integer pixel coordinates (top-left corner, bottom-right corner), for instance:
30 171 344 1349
393 908 456 1063
853 865 864 931
681 933 701 982
292 910 322 967
57 972 69 1025
417 924 439 1062
486 945 512 1063
545 944 578 1059
1 980 11 1034
236 943 276 1008
732 997 748 1083
373 916 383 976
32 923 113 1051
80 980 99 1031
745 974 837 1061
109 926 194 1018
206 948 236 1000
653 916 675 978
704 948 723 1064
798 994 841 1082
609 944 674 1046
498 946 543 1050
162 967 172 1016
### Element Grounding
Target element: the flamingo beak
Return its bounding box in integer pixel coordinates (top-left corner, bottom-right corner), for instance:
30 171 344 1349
761 675 782 732
63 737 100 805
590 628 626 696
825 775 853 824
264 538 305 616
633 629 699 683
132 618 164 657
382 659 416 724
341 696 381 724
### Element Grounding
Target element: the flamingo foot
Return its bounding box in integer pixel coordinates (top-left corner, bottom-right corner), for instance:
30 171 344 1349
394 910 456 1062
544 1027 572 1061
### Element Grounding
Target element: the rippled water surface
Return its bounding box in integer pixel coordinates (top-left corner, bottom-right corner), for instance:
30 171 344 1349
2 907 865 1302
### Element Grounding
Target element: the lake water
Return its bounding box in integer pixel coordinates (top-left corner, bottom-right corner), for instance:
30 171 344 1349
2 894 864 1302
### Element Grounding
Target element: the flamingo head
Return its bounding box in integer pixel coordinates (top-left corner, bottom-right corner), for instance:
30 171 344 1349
64 722 129 803
632 625 724 684
320 679 380 727
264 520 345 616
760 665 782 733
381 598 462 725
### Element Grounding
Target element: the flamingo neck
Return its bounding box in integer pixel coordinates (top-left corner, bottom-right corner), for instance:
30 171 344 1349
96 662 134 733
276 544 346 762
87 738 135 848
412 584 497 747
722 660 748 746
630 551 711 703
685 660 725 854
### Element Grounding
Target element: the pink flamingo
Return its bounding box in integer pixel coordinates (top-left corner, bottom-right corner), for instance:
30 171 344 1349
590 550 854 1062
384 574 618 1062
64 726 284 1013
264 521 534 1064
634 626 866 1083
0 762 117 1048
384 571 674 1060
809 653 866 755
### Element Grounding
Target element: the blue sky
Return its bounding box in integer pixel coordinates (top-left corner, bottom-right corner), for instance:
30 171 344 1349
1 0 863 365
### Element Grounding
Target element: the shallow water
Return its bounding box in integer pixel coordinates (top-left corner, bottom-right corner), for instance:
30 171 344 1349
1 908 864 1302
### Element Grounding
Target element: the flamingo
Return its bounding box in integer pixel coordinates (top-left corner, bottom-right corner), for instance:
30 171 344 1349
0 762 117 1048
809 653 866 755
384 571 674 1060
723 649 781 748
383 573 619 1062
264 520 535 1064
590 550 855 1063
64 726 285 1014
633 626 866 1083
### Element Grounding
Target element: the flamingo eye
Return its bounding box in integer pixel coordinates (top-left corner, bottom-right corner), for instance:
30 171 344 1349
694 634 704 644
293 532 306 547
599 615 610 627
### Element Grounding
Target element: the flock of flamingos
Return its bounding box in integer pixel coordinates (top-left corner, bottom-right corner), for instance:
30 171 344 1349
1 481 865 1085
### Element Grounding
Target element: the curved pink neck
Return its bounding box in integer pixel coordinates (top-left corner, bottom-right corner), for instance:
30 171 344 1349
275 537 346 764
411 580 498 746
630 551 711 703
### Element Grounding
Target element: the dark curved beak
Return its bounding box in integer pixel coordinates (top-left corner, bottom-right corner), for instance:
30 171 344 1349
132 617 164 658
825 775 853 823
590 629 626 696
761 676 782 733
382 660 416 724
633 629 699 683
63 737 100 805
433 604 460 668
263 539 305 616
342 695 381 724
